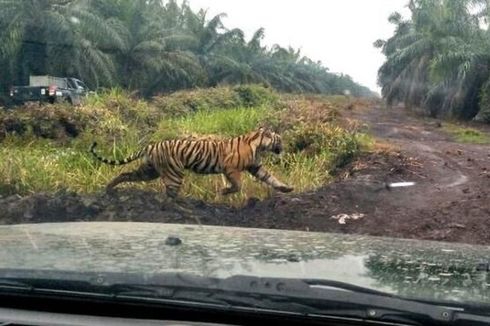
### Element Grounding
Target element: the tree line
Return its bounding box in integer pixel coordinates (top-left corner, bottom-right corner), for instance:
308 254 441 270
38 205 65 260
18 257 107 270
0 0 373 99
376 0 490 121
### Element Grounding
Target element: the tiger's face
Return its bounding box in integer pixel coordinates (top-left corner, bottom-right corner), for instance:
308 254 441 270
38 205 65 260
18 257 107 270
255 128 283 154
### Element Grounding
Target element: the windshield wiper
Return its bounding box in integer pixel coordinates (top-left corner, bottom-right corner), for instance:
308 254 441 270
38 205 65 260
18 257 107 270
0 279 34 291
0 270 489 325
107 276 490 325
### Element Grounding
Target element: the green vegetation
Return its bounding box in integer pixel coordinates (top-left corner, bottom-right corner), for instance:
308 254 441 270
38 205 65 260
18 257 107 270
154 106 269 140
0 87 373 205
375 0 490 121
0 0 373 103
443 124 490 144
152 84 279 117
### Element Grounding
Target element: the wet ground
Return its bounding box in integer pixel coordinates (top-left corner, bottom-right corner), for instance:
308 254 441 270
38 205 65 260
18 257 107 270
1 105 490 245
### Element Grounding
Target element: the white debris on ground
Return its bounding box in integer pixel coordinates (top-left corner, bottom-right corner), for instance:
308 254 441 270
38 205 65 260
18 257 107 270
388 182 416 188
331 213 365 224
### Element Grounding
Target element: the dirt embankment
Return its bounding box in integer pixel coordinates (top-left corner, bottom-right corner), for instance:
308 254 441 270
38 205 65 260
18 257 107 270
1 105 490 245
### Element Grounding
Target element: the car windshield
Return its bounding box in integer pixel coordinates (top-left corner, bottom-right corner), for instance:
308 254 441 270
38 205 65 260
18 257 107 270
1 0 490 315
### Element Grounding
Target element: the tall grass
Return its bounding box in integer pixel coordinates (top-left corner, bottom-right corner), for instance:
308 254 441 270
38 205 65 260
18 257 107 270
153 106 268 140
0 88 371 205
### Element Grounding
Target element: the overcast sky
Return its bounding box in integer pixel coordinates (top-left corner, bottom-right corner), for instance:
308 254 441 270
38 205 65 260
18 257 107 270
186 0 410 92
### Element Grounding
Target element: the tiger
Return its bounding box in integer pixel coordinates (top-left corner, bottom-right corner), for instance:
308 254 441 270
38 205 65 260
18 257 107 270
89 127 294 199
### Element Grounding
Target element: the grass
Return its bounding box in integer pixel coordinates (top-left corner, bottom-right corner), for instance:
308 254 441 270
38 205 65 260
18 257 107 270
152 84 279 118
443 123 490 144
0 88 372 206
153 106 269 140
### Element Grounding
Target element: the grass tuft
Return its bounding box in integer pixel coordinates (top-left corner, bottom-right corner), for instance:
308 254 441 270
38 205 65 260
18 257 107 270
443 123 490 144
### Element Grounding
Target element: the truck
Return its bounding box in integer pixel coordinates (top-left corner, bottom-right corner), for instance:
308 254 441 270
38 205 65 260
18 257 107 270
9 75 89 106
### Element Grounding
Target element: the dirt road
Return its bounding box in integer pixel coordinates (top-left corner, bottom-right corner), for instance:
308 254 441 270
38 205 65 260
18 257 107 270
2 105 489 244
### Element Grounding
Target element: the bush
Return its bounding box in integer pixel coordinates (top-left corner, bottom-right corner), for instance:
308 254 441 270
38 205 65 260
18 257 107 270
84 88 160 127
151 87 240 117
152 84 279 117
270 99 341 134
0 89 162 145
476 79 490 123
0 104 91 142
232 84 278 107
285 122 361 168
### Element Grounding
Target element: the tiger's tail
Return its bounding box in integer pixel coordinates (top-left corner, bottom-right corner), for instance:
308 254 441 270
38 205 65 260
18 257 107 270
90 142 145 165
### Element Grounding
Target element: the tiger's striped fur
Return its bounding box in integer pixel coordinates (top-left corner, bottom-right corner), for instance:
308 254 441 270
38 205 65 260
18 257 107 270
90 127 293 198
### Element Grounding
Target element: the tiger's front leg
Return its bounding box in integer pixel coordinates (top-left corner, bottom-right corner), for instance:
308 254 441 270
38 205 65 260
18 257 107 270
221 169 242 195
247 165 293 193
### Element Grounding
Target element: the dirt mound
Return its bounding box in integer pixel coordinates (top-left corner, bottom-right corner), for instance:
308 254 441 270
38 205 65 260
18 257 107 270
0 104 86 141
0 189 232 225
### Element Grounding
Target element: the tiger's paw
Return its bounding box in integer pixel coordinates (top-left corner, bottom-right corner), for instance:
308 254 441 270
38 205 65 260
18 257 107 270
276 185 294 193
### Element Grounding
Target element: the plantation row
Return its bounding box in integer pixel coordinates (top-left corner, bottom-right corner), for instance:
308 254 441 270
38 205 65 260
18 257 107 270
0 0 373 102
376 0 490 121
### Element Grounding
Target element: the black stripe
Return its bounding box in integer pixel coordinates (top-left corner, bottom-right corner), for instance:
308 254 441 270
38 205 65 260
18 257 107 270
174 140 183 157
180 141 193 162
184 142 199 164
195 142 207 163
157 142 166 164
202 143 214 170
258 133 265 148
211 142 221 171
207 142 218 171
236 138 242 168
249 131 261 142
209 142 219 171
165 171 182 184
193 142 208 171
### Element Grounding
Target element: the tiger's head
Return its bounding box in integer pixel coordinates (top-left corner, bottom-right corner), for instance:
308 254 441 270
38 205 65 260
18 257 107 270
249 127 283 154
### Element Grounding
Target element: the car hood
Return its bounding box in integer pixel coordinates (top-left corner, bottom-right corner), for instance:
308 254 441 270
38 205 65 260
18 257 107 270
0 222 489 304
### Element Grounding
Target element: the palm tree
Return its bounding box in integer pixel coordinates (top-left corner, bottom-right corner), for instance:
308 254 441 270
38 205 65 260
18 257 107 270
183 7 248 87
0 0 125 89
376 0 490 119
104 0 204 95
0 0 374 100
426 0 489 118
375 9 433 111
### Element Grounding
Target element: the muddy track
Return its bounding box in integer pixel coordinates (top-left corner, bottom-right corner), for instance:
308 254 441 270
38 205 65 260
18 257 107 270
1 106 490 245
344 106 490 244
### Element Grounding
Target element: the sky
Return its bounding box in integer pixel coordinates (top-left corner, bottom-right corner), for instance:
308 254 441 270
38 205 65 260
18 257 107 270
186 0 411 92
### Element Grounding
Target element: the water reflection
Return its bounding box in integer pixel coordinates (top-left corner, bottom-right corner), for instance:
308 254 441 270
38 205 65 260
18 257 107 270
365 252 490 303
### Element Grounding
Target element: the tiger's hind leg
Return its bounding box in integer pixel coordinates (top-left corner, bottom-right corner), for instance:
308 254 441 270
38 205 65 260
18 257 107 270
159 169 185 200
106 163 159 193
221 169 242 195
160 171 202 225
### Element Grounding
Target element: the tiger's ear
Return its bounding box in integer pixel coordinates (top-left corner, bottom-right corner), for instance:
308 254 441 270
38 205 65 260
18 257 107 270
257 126 273 136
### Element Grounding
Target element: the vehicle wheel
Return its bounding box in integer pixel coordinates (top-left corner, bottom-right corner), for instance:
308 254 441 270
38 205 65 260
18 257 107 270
5 99 17 108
